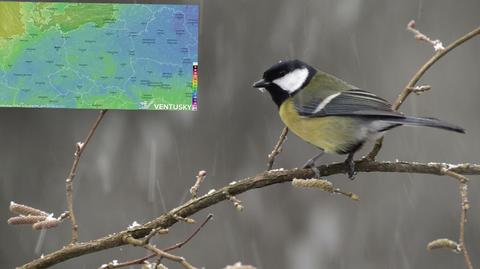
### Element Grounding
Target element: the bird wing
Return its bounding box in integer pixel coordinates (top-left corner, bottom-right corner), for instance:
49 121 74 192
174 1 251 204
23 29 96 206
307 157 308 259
294 88 404 118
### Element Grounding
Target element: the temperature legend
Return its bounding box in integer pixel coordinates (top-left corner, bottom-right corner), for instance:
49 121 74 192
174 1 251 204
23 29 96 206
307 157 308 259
192 62 198 110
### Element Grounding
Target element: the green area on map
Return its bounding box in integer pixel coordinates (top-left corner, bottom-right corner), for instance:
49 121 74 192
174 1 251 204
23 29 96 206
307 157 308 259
0 2 198 110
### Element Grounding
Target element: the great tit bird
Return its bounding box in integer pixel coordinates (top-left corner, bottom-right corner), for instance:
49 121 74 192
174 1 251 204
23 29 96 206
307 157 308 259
253 59 465 179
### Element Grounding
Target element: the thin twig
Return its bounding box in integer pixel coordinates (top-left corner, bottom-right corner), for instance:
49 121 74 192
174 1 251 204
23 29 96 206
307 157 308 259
66 109 108 244
190 170 207 198
99 214 213 269
441 169 473 269
459 189 473 269
392 24 480 110
394 25 479 110
223 191 244 211
141 227 169 245
365 137 384 161
266 127 288 170
124 236 197 269
443 171 471 262
143 243 196 269
173 214 196 224
366 23 480 160
407 20 445 51
163 213 213 252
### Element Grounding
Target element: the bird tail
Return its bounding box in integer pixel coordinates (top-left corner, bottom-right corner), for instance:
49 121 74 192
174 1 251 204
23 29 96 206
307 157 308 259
385 116 465 133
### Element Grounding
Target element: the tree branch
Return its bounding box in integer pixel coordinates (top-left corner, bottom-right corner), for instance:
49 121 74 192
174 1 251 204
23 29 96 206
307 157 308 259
66 109 108 243
101 214 213 269
124 236 197 269
441 169 474 269
366 23 480 160
394 24 480 111
266 126 288 170
18 160 480 269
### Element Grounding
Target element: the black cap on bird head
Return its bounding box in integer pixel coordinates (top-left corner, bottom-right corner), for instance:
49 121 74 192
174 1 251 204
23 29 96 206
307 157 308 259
253 59 316 107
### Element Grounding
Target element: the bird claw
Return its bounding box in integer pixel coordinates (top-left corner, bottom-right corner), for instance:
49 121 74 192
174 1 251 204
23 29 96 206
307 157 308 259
345 153 357 180
311 167 321 178
347 167 357 180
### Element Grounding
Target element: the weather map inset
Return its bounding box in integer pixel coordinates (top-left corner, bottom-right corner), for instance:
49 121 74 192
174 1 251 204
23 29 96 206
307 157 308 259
0 1 199 110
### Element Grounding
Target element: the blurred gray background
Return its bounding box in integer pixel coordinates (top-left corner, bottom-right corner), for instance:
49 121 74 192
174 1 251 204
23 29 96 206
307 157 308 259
1 0 480 268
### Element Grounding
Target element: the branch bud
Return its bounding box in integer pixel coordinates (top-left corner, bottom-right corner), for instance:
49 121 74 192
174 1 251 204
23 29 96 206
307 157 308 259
8 215 47 225
292 178 334 193
427 238 461 253
9 201 49 216
32 217 61 230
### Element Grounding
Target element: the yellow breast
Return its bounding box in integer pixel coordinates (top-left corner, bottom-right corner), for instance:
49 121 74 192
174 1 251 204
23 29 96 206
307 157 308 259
278 99 359 153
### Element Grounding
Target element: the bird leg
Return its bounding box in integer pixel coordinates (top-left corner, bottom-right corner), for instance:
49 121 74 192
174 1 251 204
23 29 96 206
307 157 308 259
344 152 357 180
302 150 324 169
302 151 324 178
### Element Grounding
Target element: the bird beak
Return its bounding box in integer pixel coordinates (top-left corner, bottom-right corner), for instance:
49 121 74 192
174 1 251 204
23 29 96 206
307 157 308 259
252 78 270 88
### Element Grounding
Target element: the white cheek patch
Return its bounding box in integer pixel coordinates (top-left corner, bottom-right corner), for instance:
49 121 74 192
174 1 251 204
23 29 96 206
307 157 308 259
273 68 309 94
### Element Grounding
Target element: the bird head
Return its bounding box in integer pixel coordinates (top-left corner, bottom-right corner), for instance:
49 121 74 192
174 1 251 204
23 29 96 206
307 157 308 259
253 59 315 106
